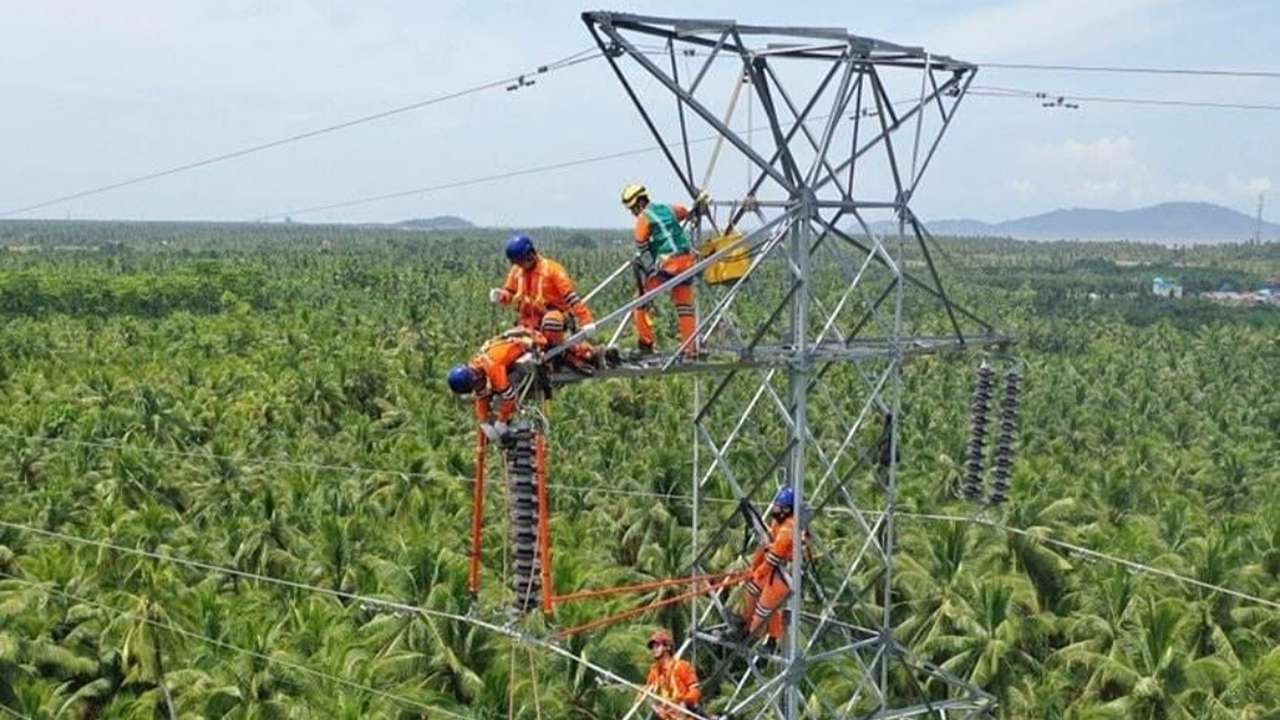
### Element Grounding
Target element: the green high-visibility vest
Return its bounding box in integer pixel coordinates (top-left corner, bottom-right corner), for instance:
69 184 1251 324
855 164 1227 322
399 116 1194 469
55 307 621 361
643 203 692 261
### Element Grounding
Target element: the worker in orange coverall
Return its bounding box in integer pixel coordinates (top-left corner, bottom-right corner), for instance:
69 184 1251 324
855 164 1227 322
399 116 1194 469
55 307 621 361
741 486 800 647
644 629 702 719
620 184 707 358
490 233 599 372
446 327 546 441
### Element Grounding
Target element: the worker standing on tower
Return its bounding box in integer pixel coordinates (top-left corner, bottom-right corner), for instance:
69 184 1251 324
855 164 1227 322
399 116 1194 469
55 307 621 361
490 234 600 372
644 629 702 719
446 326 547 441
740 487 800 647
621 184 707 358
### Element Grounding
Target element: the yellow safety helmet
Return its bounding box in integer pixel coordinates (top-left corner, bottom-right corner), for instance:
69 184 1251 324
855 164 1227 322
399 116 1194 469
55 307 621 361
621 183 649 209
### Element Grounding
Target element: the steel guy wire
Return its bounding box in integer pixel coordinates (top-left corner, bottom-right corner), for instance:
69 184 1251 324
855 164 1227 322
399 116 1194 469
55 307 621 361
0 47 601 219
0 520 709 720
0 569 470 720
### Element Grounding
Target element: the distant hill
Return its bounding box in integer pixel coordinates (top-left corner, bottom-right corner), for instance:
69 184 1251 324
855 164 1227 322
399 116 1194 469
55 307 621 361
395 215 475 231
880 202 1279 242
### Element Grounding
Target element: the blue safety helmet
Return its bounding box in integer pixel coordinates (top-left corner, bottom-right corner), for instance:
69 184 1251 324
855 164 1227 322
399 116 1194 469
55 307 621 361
772 486 795 512
505 234 537 263
447 364 479 394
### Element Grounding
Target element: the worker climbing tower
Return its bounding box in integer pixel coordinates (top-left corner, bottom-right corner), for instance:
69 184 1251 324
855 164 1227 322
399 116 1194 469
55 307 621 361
545 12 1012 719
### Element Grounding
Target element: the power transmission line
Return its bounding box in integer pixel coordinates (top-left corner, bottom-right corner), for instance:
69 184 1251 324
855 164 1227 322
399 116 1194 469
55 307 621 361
970 85 1280 111
0 47 600 219
0 570 469 720
892 512 1280 610
0 519 707 720
977 62 1280 79
262 86 1278 220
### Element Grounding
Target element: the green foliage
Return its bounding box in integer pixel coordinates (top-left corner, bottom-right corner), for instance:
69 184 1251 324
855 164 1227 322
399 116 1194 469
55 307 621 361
0 222 1274 717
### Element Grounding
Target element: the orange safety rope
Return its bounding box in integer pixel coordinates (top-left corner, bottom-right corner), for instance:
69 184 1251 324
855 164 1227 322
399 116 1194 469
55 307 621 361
555 572 748 639
468 430 488 596
553 571 743 604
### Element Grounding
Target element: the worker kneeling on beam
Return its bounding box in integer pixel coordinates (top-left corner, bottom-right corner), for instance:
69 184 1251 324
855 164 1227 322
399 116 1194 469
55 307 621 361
446 327 546 441
740 486 800 647
490 234 601 373
645 629 702 719
621 184 707 358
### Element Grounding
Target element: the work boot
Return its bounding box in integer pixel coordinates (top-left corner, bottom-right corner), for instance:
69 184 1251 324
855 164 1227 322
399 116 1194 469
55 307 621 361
602 346 622 368
633 341 656 359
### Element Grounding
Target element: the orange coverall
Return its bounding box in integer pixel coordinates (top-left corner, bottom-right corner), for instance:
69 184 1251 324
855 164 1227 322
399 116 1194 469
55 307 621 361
497 256 594 343
646 656 702 719
469 329 545 424
633 204 697 355
741 514 796 641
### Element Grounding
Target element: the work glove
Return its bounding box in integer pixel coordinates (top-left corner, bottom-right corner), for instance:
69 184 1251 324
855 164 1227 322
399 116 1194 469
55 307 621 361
581 322 599 340
632 252 654 277
480 422 501 441
488 288 506 304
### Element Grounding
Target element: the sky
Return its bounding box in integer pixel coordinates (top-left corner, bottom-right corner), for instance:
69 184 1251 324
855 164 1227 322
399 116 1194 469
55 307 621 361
0 0 1275 227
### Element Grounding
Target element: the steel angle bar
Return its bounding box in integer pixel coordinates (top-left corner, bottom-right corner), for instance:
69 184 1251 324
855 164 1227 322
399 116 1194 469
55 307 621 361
586 22 699 199
812 71 966 197
728 673 789 716
695 368 777 491
892 644 996 705
836 641 889 712
688 29 731 95
581 259 634 305
908 69 976 196
811 215 992 333
663 217 795 368
757 60 852 194
701 68 748 193
601 24 796 192
800 676 850 720
549 210 794 360
669 39 697 188
743 57 805 188
689 438 794 574
808 59 860 188
802 515 889 655
926 68 950 124
908 56 933 189
867 699 992 720
906 211 964 341
748 685 787 720
867 69 907 208
804 363 891 506
726 84 847 232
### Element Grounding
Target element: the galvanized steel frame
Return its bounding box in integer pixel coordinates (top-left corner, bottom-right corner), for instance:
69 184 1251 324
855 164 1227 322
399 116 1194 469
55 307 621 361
579 11 1004 719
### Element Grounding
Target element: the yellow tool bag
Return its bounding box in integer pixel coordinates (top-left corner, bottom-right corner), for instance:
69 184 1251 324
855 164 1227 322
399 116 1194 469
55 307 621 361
699 231 749 286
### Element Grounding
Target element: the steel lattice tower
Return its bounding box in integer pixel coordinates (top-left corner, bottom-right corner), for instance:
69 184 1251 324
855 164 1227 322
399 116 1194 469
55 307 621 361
552 12 1010 719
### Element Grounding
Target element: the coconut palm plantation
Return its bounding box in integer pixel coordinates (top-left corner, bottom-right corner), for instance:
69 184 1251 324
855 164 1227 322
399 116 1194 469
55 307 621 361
0 221 1276 718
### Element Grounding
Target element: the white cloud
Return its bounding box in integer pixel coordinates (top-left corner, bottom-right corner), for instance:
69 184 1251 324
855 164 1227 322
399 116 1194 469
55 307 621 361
1033 136 1148 204
1007 179 1035 194
1228 175 1273 197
